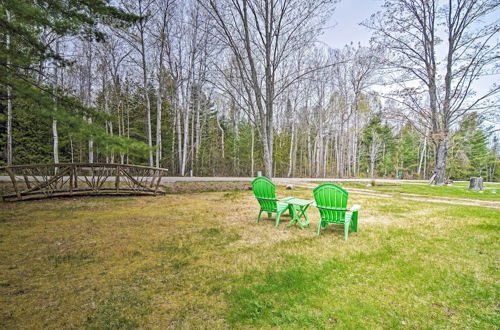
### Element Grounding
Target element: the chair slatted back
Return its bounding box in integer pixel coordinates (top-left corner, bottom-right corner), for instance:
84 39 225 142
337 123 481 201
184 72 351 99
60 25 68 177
313 183 349 224
251 176 278 212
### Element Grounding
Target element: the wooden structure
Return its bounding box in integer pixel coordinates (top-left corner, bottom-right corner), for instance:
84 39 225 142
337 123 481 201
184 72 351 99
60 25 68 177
1 163 167 201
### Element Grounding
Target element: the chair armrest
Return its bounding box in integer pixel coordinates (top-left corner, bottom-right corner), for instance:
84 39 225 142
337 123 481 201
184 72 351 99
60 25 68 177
350 205 361 212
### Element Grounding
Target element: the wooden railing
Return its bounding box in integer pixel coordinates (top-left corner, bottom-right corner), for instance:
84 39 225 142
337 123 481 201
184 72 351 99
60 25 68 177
1 163 168 201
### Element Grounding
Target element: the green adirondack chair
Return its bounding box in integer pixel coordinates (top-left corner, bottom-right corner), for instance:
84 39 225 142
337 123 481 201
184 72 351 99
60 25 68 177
313 183 361 240
252 176 290 226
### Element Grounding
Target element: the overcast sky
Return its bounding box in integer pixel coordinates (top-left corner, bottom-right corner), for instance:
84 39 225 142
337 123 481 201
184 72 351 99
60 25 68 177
318 0 499 130
318 0 382 49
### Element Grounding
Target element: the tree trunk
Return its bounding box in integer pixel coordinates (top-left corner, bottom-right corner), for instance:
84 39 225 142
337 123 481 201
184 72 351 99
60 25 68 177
108 121 114 163
262 129 273 178
191 98 197 174
155 85 162 168
171 113 176 172
287 124 295 177
216 116 225 159
88 117 94 163
307 131 312 177
194 97 201 170
418 132 427 178
469 177 483 191
176 105 183 173
70 136 74 163
323 138 329 178
144 86 153 166
250 125 254 176
52 39 60 164
6 84 12 166
6 9 12 165
84 41 93 163
434 137 448 185
139 24 153 167
52 119 59 164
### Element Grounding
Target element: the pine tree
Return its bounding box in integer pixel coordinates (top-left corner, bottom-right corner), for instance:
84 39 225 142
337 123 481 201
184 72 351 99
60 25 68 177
0 0 145 165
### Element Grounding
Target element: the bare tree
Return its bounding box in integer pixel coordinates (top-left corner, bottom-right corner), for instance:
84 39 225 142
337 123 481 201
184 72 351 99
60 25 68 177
152 0 175 168
96 34 132 164
167 1 212 176
365 0 499 184
116 0 155 166
200 0 334 178
4 9 13 165
52 39 60 164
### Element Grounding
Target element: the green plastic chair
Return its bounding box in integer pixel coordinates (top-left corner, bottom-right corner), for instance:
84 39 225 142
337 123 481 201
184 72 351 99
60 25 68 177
252 176 290 226
313 183 361 240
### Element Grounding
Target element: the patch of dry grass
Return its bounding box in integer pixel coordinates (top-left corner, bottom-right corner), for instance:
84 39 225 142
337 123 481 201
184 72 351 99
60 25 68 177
0 186 498 328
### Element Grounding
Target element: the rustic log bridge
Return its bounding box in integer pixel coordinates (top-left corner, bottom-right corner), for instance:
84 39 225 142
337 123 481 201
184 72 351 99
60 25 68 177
1 163 168 202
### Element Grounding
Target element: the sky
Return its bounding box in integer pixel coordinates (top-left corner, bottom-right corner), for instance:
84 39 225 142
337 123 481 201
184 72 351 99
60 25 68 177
318 0 499 131
318 0 383 49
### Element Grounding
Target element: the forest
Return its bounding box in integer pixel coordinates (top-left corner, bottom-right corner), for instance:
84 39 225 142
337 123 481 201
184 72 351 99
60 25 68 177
1 0 499 182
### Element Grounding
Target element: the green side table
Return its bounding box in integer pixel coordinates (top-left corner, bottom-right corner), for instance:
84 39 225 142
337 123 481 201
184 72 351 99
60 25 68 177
279 197 313 229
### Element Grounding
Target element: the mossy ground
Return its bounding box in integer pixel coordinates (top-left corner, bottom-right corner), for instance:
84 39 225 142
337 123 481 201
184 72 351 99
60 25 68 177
0 186 498 328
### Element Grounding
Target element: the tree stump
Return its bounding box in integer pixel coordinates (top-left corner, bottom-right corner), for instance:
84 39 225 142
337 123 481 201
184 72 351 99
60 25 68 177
469 177 483 191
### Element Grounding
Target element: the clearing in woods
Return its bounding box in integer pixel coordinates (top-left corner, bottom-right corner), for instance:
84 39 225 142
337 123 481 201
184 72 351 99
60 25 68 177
0 183 498 328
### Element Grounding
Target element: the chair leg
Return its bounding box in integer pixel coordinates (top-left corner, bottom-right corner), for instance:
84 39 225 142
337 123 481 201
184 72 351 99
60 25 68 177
275 211 282 227
344 222 349 241
317 221 323 235
350 211 358 232
267 212 272 218
257 210 263 223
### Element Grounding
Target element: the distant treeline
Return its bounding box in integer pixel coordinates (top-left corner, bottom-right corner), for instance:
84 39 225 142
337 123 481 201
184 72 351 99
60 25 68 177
0 0 498 182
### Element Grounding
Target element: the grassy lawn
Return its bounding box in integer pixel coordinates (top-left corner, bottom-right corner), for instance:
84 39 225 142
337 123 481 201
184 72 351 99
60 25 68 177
319 181 500 201
0 186 499 328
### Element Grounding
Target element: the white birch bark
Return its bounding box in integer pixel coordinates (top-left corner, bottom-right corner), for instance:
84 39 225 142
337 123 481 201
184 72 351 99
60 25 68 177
52 39 60 164
5 9 12 165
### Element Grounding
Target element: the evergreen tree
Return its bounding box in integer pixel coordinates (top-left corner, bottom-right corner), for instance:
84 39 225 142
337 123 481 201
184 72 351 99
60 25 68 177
0 0 145 165
360 115 395 177
449 114 490 179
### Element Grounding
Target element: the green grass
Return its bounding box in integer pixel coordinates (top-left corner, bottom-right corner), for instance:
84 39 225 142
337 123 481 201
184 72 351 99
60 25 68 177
313 181 500 200
0 186 499 328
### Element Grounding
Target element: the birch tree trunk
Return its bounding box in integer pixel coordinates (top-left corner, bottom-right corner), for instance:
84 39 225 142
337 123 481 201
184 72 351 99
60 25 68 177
155 82 162 168
141 45 153 167
194 97 201 170
287 124 295 177
85 41 94 163
181 105 190 175
88 117 94 163
216 115 225 159
5 9 12 165
52 39 60 164
176 105 183 173
250 125 254 176
418 131 427 177
7 85 12 165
